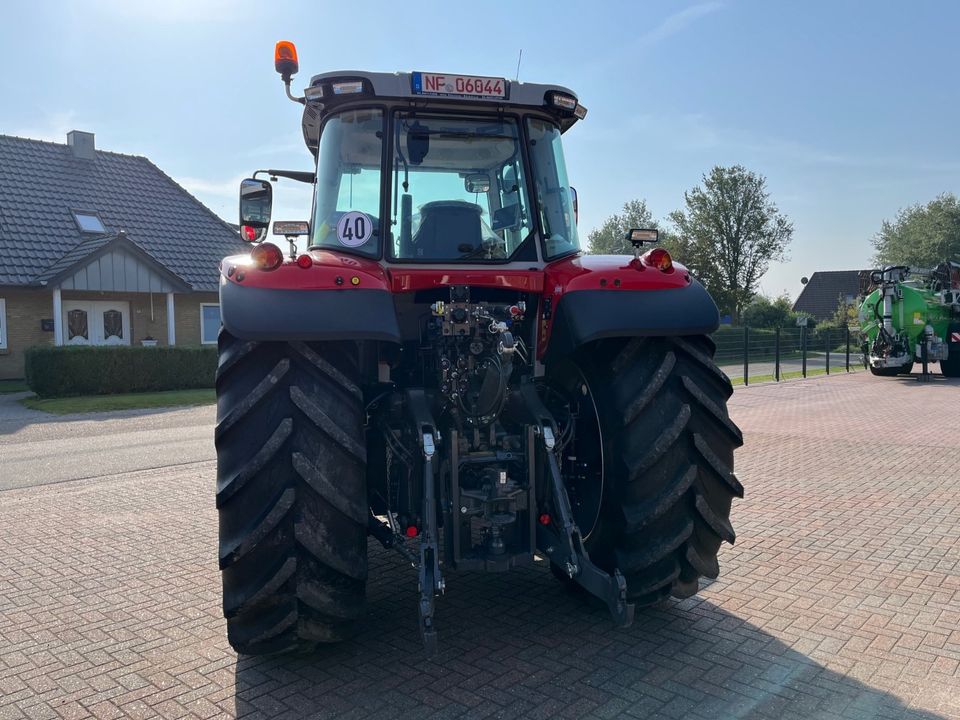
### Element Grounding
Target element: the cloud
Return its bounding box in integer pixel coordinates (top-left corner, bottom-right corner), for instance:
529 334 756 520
616 110 960 175
579 3 724 75
638 2 724 48
176 173 250 199
243 137 308 159
10 111 84 143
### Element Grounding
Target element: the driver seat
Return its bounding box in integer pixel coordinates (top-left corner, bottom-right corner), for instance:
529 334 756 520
409 201 483 259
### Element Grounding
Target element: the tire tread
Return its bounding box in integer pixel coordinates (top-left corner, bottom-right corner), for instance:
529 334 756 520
571 335 742 606
216 331 367 655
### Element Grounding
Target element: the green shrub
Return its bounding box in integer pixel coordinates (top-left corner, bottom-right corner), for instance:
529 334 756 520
24 345 217 398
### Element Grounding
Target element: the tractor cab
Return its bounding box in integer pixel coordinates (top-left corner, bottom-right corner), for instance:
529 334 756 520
247 44 587 268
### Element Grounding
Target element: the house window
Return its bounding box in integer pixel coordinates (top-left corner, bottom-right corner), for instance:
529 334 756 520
72 210 106 234
0 298 6 350
68 308 89 341
200 304 221 345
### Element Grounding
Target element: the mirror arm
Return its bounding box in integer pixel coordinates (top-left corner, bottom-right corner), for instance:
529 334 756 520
266 169 316 184
284 79 305 105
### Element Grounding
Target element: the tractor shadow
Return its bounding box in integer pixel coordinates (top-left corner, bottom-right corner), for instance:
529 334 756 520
892 371 960 386
232 545 946 719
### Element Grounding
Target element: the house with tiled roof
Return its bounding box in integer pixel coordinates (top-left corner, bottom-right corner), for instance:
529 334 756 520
792 269 868 322
0 131 246 379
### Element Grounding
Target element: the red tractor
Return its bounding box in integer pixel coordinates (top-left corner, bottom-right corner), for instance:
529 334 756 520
216 41 743 654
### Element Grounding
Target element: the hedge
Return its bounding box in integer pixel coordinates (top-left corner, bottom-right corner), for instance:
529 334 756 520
24 345 218 398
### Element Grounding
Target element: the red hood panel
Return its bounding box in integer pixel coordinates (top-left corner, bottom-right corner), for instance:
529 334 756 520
220 250 390 291
544 254 690 293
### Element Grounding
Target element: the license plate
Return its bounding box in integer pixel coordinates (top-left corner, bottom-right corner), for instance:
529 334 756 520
412 72 507 100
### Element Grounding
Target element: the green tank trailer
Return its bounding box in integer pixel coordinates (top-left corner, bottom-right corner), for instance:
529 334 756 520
858 261 960 377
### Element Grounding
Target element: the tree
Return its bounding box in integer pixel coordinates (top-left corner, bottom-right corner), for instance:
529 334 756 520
872 193 960 267
587 199 680 255
669 165 793 321
830 294 860 328
741 294 796 328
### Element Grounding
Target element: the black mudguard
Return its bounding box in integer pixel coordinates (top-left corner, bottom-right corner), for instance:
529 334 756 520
220 281 402 343
545 280 719 359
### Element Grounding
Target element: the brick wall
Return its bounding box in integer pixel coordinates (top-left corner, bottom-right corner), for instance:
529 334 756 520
0 289 220 380
0 289 56 380
175 293 220 346
129 293 169 345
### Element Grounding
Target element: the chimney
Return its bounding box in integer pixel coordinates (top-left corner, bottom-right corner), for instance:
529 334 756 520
67 130 95 160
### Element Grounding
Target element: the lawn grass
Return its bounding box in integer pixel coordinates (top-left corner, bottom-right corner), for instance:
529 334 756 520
0 379 29 394
730 367 862 387
21 388 215 415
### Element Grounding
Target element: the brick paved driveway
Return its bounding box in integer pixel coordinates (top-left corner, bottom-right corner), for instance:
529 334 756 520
1 371 958 719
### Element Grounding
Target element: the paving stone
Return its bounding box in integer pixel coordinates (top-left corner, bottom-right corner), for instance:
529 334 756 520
0 372 957 718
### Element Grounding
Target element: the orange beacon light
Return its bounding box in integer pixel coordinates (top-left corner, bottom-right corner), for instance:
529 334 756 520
274 41 299 80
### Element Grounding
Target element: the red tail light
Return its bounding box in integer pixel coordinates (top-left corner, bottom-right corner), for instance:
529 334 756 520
241 225 258 243
643 247 673 272
295 254 313 269
251 242 284 271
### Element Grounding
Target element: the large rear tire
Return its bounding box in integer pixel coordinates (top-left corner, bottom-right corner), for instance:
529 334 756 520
547 336 743 606
215 331 368 655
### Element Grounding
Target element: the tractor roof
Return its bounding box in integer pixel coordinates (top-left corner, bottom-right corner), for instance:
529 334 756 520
299 70 585 154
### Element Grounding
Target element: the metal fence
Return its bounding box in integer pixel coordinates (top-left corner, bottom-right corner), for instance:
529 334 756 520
713 325 862 386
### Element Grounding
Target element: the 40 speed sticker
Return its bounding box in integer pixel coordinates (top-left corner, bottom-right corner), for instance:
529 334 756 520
336 211 373 248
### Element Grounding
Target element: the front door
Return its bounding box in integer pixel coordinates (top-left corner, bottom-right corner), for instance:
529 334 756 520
62 300 131 346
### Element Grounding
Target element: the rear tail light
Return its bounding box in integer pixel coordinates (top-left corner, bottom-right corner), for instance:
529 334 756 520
251 242 284 271
295 254 313 269
643 248 673 272
240 225 259 243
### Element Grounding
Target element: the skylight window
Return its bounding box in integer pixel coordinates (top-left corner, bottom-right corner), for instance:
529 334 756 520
73 211 106 234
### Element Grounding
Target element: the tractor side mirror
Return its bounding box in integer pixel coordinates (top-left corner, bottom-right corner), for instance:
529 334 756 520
239 178 273 243
570 186 578 225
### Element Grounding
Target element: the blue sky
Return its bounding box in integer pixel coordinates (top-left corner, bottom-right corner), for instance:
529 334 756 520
2 0 957 298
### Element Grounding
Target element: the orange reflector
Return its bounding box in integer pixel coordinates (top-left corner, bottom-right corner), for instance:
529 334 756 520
274 40 299 78
643 247 673 272
251 242 284 271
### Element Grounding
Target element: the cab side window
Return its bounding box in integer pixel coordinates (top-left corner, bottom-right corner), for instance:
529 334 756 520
311 109 384 256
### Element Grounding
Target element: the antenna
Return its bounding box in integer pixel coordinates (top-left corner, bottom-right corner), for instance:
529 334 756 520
515 49 523 82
